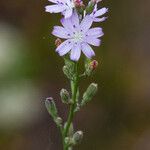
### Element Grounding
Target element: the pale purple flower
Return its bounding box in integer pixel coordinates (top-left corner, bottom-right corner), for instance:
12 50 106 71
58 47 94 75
90 4 108 22
45 0 75 18
52 11 104 61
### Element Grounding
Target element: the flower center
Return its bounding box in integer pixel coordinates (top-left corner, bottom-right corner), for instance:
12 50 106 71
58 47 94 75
73 31 83 42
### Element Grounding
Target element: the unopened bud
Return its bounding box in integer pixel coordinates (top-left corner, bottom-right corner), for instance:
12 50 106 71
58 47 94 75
81 83 98 106
63 65 73 80
86 0 95 14
90 60 98 70
85 60 98 76
55 38 62 47
74 0 85 13
65 137 71 145
72 131 83 145
60 89 71 104
45 97 58 118
55 117 63 126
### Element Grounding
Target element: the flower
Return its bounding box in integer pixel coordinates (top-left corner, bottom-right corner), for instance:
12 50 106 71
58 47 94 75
90 3 108 22
45 0 76 18
52 11 104 61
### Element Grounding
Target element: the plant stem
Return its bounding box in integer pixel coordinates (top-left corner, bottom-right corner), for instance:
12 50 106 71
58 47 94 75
63 62 79 150
60 126 66 150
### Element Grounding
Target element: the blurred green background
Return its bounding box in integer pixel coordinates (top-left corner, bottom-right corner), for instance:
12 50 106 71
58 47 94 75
0 0 150 150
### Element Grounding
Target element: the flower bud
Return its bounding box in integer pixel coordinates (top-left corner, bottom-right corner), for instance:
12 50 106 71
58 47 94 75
60 89 71 104
90 60 98 70
86 0 95 14
45 97 58 118
54 117 63 126
55 38 62 47
85 60 98 76
63 65 73 80
81 83 98 106
74 0 82 6
65 137 71 145
74 0 85 13
63 58 76 80
72 131 83 145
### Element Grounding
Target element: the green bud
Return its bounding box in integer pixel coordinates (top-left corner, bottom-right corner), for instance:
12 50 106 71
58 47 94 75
60 89 71 104
72 131 83 145
81 83 98 106
63 65 74 80
54 117 63 126
65 137 71 145
65 137 70 145
45 97 58 118
63 66 71 79
85 1 95 14
65 137 74 148
63 58 76 80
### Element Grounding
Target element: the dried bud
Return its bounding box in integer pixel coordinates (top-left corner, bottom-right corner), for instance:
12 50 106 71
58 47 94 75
81 83 98 106
55 38 62 47
72 131 83 145
60 89 71 104
45 97 58 118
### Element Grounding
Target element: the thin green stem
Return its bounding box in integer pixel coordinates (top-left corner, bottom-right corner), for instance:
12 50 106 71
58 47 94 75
63 62 79 150
59 126 65 150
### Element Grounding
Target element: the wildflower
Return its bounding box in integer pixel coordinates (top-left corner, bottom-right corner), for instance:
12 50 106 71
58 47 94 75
45 0 76 18
52 11 104 61
90 3 108 22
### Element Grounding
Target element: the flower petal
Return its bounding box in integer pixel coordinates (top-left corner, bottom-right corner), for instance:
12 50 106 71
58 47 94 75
52 26 71 39
71 11 80 29
81 43 95 58
48 0 59 3
70 44 81 61
80 15 93 32
56 40 73 56
63 8 73 18
93 17 107 22
45 4 65 13
94 8 108 17
85 37 101 46
86 27 104 38
61 18 75 33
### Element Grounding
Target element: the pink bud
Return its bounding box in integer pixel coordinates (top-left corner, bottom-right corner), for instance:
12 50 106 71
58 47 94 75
55 38 62 47
90 60 98 70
